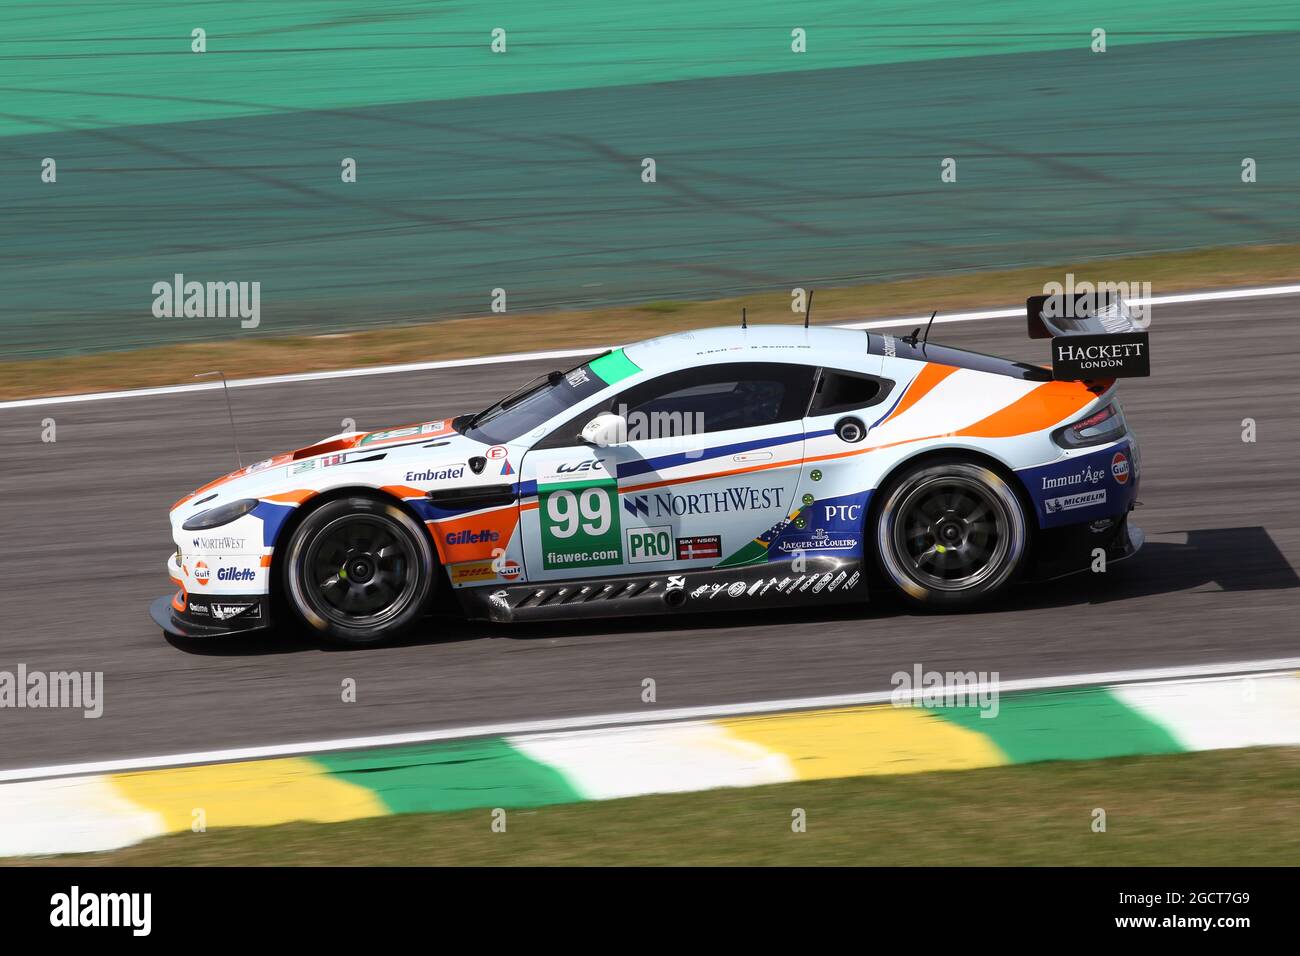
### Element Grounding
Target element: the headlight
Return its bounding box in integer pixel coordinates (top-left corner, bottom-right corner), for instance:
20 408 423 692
182 498 259 530
1052 402 1128 449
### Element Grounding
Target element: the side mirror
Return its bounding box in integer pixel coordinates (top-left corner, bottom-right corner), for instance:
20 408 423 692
581 412 627 447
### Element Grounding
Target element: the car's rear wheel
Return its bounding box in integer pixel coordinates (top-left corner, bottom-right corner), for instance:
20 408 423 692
874 460 1026 608
283 496 435 645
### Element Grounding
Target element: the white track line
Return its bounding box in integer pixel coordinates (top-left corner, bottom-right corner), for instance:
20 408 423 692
0 346 611 411
1 657 1294 784
4 282 1299 411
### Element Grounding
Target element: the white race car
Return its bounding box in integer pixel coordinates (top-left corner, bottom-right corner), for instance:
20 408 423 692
152 296 1146 645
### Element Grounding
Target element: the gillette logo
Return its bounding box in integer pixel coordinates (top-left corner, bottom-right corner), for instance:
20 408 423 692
445 529 500 546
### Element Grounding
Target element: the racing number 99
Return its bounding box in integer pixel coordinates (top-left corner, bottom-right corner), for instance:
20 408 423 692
538 481 623 569
545 488 610 538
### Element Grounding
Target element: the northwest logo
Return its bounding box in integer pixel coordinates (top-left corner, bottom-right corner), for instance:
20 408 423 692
649 486 784 517
191 536 245 550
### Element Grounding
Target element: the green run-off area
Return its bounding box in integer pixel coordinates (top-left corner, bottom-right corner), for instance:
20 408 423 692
2 4 1297 357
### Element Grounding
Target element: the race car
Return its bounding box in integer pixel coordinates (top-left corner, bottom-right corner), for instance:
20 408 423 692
151 294 1147 646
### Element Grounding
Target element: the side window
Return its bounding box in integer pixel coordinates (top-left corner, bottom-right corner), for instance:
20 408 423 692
617 363 815 437
808 369 893 416
536 362 816 447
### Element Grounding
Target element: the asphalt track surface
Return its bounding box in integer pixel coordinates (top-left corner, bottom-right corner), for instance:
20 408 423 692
1 297 1298 771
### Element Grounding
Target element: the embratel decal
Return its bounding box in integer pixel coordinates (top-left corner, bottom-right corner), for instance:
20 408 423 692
405 465 466 482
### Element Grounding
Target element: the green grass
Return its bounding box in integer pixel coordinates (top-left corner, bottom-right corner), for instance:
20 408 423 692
13 748 1298 866
3 242 1297 401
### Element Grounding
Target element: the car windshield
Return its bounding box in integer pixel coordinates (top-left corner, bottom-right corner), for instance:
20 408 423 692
459 357 611 445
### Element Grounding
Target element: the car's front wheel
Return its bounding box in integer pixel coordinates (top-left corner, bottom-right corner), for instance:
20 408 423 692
874 460 1027 608
283 496 436 645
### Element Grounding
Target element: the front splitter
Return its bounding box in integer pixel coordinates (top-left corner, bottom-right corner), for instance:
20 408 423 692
150 595 271 638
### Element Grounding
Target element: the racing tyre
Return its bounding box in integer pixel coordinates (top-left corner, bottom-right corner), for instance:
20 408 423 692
283 496 436 646
874 460 1027 608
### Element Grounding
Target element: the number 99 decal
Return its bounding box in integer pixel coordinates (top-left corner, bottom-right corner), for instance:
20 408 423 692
546 488 612 539
539 480 623 569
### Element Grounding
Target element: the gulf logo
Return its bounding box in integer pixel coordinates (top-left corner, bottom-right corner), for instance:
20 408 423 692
194 561 211 586
1111 451 1130 485
496 559 522 580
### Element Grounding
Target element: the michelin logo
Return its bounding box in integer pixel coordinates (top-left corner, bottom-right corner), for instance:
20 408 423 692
1044 489 1107 513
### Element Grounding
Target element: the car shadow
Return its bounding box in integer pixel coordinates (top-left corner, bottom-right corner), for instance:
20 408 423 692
163 525 1297 655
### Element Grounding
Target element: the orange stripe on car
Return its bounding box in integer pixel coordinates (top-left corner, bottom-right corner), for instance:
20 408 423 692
262 489 316 505
427 508 521 564
960 380 1096 438
880 363 959 426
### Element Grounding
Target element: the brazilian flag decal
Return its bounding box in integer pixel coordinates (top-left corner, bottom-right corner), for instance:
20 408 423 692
715 507 804 568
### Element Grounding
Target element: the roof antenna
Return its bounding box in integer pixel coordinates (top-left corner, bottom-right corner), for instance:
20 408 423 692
903 311 938 350
741 306 747 329
920 310 938 351
195 370 242 468
804 289 814 329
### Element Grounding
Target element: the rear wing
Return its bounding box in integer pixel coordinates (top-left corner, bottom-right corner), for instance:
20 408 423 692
1026 292 1150 380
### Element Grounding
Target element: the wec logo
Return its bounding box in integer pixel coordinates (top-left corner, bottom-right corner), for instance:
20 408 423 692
556 459 605 474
